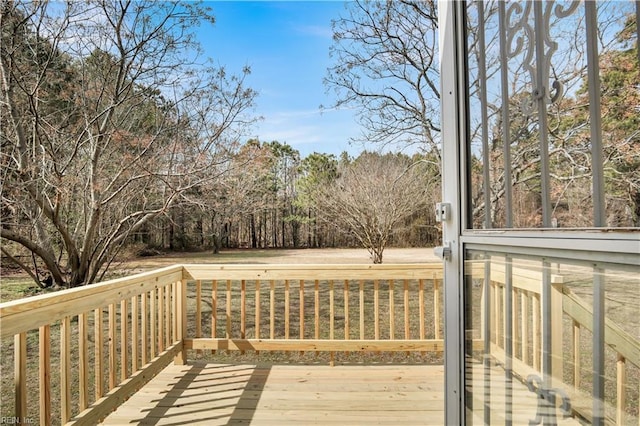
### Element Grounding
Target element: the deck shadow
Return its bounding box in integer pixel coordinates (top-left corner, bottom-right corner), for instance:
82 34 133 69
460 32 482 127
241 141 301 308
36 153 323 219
127 363 269 425
226 364 270 425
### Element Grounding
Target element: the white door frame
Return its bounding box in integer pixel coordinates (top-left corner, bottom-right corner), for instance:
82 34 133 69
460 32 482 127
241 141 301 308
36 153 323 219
438 2 466 424
438 1 640 424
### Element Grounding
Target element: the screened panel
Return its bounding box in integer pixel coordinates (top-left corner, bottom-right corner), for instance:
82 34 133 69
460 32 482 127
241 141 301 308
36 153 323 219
466 1 639 229
464 250 640 425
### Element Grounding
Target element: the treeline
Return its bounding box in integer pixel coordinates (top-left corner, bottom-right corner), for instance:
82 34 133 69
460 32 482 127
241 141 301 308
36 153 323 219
131 143 442 254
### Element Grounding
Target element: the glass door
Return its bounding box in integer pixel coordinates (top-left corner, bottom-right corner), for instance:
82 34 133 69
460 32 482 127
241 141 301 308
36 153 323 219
439 1 640 424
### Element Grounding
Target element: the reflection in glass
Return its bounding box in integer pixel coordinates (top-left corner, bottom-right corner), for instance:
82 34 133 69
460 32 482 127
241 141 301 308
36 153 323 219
466 1 639 229
464 250 640 425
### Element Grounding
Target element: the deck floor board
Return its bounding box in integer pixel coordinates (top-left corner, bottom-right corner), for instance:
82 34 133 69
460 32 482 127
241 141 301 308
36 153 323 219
100 361 585 425
100 363 444 425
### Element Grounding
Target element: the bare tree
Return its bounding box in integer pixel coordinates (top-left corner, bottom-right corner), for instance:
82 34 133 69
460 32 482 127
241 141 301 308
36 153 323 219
0 1 257 286
325 0 440 162
315 152 434 263
465 1 638 228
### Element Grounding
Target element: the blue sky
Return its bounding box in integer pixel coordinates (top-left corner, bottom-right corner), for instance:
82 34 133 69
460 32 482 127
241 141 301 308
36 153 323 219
199 1 361 157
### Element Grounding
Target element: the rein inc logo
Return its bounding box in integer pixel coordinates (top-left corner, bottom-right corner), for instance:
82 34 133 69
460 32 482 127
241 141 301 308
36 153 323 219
0 418 35 424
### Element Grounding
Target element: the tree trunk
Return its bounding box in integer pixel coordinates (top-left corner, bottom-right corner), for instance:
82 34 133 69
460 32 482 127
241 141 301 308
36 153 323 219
169 212 175 250
281 208 286 248
250 214 257 248
371 247 383 264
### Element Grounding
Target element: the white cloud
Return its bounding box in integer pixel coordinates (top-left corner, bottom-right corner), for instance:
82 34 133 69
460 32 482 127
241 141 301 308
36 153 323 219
294 24 333 39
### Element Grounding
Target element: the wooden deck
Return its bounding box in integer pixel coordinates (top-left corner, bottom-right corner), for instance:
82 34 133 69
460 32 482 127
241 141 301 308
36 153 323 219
100 363 445 425
101 360 591 426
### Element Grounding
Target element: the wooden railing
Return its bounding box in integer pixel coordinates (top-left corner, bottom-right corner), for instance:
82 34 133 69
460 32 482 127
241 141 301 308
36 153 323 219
0 264 446 425
479 261 640 425
180 264 452 360
1 265 186 426
1 262 638 425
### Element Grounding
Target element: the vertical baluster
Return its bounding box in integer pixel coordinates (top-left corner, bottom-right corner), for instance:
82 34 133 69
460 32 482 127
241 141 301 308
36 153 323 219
94 309 103 399
481 254 491 426
60 317 71 423
157 286 164 353
150 289 156 358
285 279 290 340
270 280 275 339
330 280 335 365
550 280 564 384
573 320 581 389
533 294 541 371
39 325 51 426
329 280 335 340
344 280 350 343
502 283 507 350
170 283 175 344
212 280 217 354
521 291 529 364
195 281 201 347
175 279 187 365
300 280 305 355
434 275 441 340
131 295 138 373
174 282 179 343
14 332 27 423
314 280 320 340
141 293 148 365
255 280 261 354
166 283 172 346
419 279 425 340
495 283 501 349
404 280 410 356
616 355 626 425
226 280 232 353
389 280 395 340
489 281 496 344
404 279 410 341
359 280 365 340
512 287 520 359
480 266 486 344
120 299 128 382
374 280 380 340
241 280 246 354
78 312 89 411
109 304 117 389
591 266 605 424
196 280 202 357
505 258 514 426
419 279 425 355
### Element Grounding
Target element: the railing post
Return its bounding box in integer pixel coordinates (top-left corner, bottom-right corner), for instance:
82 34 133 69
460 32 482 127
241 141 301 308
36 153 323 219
550 281 564 385
174 278 188 365
39 325 51 426
616 354 626 425
61 316 71 423
14 332 27 424
573 320 581 388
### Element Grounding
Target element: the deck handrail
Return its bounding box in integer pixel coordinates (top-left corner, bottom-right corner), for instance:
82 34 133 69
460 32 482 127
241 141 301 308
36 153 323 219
180 263 449 360
2 264 186 425
1 262 638 425
481 261 640 425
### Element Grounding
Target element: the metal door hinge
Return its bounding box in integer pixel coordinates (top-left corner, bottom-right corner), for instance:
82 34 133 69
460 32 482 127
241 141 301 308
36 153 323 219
435 202 451 222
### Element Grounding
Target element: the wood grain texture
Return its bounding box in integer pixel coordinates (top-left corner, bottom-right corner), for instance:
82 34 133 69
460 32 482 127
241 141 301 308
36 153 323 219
100 363 445 426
